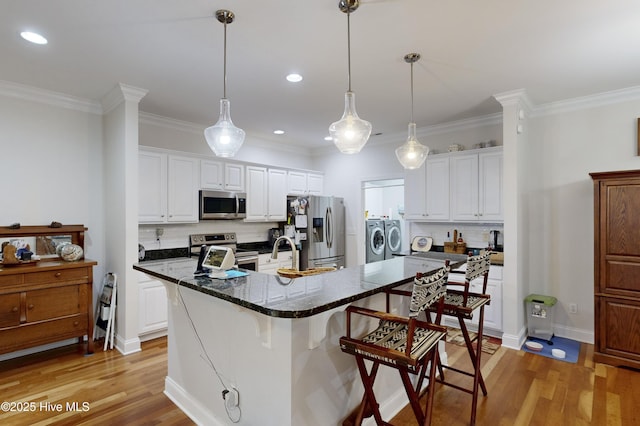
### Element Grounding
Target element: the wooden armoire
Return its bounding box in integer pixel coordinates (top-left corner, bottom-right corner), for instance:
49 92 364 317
590 170 640 369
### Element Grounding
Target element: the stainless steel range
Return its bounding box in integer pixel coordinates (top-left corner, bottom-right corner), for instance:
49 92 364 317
188 232 259 271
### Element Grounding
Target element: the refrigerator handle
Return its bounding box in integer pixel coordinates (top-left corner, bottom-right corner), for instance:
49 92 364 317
326 206 333 248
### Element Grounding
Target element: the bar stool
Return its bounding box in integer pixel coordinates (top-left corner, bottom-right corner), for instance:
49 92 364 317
340 264 450 426
435 250 492 426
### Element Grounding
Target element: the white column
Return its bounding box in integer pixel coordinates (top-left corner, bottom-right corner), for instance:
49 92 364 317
493 89 533 349
102 83 148 354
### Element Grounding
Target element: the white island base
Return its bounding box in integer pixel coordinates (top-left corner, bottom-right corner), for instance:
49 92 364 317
161 283 440 426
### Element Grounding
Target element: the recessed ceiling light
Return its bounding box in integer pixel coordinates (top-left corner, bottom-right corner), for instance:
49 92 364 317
324 136 333 141
273 130 285 135
20 31 48 45
286 73 303 83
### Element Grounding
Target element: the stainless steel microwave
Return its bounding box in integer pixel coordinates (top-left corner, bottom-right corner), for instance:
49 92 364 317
199 190 246 220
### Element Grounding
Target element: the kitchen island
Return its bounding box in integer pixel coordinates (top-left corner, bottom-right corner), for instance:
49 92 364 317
134 254 466 425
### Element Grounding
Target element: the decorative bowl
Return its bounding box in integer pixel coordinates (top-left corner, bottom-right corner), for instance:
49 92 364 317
60 244 84 261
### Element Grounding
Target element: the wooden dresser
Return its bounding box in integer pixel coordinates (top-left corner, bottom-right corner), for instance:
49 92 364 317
590 170 640 369
0 225 96 355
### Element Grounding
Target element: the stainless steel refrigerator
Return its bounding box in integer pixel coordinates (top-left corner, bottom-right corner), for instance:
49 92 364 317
291 195 345 270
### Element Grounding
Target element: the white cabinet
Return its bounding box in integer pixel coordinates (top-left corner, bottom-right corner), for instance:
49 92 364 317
138 273 168 340
259 252 298 275
139 150 199 223
444 265 503 336
288 171 324 196
307 173 324 195
139 151 167 223
167 155 200 222
201 160 245 191
225 163 245 191
404 153 449 220
450 148 503 222
200 160 224 189
246 166 287 221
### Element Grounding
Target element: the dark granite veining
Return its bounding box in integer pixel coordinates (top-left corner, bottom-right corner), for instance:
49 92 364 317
141 247 189 262
133 254 466 319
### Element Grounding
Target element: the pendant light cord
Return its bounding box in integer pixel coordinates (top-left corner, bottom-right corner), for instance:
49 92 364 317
347 11 352 92
223 22 228 99
410 60 414 123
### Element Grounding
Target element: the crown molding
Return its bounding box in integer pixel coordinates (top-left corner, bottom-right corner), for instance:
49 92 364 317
139 111 203 134
533 85 640 117
101 83 148 114
0 79 102 114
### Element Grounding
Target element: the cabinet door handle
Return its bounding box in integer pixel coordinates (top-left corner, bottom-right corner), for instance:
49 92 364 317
28 304 34 310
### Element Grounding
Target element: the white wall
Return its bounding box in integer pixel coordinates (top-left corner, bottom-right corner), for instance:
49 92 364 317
528 96 640 342
0 93 105 287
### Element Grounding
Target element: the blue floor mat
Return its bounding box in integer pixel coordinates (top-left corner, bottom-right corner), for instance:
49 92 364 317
522 336 580 363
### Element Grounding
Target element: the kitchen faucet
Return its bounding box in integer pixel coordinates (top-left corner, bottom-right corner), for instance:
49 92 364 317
271 235 298 270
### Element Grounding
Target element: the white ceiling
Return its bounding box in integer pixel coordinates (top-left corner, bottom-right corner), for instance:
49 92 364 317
3 0 640 151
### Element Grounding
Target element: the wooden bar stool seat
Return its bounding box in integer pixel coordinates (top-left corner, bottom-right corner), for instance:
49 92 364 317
340 264 450 426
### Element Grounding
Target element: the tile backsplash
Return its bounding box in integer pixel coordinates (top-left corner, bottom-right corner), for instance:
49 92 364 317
408 222 504 250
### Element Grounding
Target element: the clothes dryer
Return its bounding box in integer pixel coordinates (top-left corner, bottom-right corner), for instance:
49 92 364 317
384 219 402 259
365 219 385 263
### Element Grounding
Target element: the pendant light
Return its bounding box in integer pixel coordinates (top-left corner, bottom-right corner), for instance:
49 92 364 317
329 0 372 154
395 53 429 169
204 10 245 158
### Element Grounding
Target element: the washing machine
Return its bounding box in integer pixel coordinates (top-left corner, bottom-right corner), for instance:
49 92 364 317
365 220 385 263
384 219 402 259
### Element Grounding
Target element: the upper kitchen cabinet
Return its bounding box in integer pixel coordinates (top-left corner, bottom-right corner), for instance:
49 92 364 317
404 153 450 221
246 166 288 221
139 148 199 223
201 160 245 192
287 171 324 196
450 147 503 222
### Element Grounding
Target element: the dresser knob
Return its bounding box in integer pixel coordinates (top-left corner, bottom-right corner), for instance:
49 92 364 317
73 321 79 326
55 272 62 277
12 306 18 312
28 304 34 310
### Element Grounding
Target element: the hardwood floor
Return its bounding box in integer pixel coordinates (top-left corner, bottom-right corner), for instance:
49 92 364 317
0 337 638 425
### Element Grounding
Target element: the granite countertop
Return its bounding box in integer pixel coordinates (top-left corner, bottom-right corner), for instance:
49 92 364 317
133 254 465 319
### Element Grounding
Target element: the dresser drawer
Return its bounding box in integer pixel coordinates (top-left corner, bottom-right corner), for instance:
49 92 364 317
27 267 90 285
0 314 88 355
0 293 21 328
0 274 23 286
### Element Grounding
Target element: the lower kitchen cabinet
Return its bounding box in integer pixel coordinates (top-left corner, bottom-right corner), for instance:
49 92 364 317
138 272 168 340
0 260 97 355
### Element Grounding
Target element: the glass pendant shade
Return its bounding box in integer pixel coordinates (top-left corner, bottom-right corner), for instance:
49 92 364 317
204 98 245 158
395 122 429 169
329 91 372 154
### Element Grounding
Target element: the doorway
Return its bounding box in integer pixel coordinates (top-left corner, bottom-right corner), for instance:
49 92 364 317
362 179 405 263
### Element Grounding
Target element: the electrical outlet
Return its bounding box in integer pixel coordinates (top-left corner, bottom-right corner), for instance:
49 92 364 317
155 228 164 238
569 303 578 314
224 388 239 409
